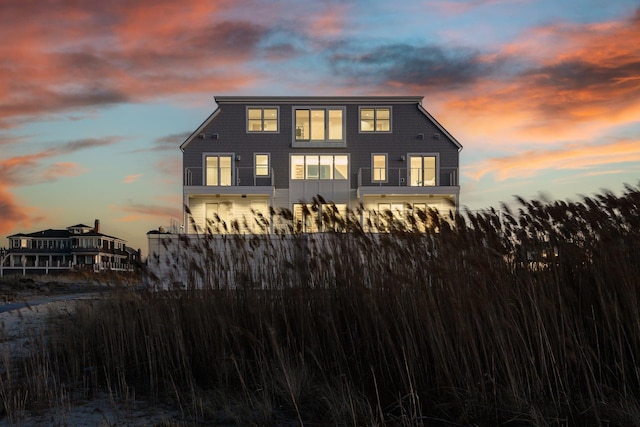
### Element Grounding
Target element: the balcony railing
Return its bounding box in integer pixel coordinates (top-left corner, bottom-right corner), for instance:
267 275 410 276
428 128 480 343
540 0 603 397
184 167 274 187
358 167 458 187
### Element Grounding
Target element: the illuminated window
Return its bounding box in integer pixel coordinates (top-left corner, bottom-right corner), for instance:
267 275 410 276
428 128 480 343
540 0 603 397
293 203 347 232
294 107 345 146
247 107 278 132
254 153 270 177
409 155 437 186
360 107 391 132
290 155 348 180
206 155 233 186
372 154 387 182
206 203 219 222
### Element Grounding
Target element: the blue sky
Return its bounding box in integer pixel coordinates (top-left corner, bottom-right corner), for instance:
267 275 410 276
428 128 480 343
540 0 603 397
1 0 639 255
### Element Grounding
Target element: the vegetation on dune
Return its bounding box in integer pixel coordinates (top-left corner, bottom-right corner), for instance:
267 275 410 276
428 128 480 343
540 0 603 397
2 184 640 425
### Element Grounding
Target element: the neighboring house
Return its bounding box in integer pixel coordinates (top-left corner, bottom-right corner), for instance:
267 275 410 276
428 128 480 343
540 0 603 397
1 220 141 276
180 96 462 233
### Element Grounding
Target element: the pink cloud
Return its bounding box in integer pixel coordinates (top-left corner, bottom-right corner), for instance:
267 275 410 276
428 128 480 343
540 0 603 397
0 0 258 128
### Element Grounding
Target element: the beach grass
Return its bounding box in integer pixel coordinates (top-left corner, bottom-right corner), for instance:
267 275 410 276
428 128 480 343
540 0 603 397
2 184 640 425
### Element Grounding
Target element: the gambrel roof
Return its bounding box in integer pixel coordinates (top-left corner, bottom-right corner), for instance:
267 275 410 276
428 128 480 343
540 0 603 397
180 96 462 151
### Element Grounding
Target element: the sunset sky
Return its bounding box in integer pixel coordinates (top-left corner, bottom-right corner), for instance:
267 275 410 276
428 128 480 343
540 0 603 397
2 0 639 255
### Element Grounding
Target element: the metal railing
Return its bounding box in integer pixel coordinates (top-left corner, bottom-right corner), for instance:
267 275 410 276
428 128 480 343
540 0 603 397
358 167 458 187
184 166 457 187
184 167 274 187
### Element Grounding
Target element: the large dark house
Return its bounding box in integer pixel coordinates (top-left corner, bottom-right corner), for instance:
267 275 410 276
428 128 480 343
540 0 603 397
179 95 462 232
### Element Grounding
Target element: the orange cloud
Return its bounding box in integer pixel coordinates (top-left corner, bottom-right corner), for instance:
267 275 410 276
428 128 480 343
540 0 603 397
116 203 182 221
429 0 523 16
305 4 351 37
466 139 640 181
114 214 142 223
0 187 32 234
0 137 118 234
122 174 143 184
438 11 640 146
42 162 87 181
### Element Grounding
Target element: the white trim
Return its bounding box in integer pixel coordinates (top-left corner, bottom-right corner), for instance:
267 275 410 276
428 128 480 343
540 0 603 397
246 106 280 134
407 153 439 187
358 106 392 133
371 153 388 183
202 152 235 186
417 104 462 151
180 107 222 151
254 153 271 178
292 106 346 147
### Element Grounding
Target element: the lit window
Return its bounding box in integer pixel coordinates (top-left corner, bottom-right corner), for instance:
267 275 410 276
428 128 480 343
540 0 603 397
247 107 278 132
206 155 233 186
293 203 347 232
360 107 391 132
372 154 387 182
206 203 218 222
294 107 345 146
290 155 348 180
255 153 270 177
409 155 437 186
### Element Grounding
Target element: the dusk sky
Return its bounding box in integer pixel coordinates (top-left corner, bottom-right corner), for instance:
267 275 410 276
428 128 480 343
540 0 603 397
2 0 639 255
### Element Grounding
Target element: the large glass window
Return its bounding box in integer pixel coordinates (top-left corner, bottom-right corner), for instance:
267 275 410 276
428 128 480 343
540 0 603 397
247 107 278 132
206 155 233 186
360 107 391 132
294 107 344 144
254 153 270 177
409 155 436 186
290 155 348 180
372 154 387 182
293 203 347 232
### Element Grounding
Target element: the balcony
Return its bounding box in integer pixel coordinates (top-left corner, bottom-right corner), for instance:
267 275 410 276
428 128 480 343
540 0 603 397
357 167 459 197
184 167 275 196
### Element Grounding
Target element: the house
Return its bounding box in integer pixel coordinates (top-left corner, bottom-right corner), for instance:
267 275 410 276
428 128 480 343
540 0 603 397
180 96 462 233
146 95 462 288
1 220 141 276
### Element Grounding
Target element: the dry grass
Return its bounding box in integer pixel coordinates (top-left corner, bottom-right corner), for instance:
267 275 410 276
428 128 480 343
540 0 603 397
2 184 640 425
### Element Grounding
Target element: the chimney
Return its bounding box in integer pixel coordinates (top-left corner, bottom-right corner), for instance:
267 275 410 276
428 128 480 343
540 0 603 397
94 219 100 233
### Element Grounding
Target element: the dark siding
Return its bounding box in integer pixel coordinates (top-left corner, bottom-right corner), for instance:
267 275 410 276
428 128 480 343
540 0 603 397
183 100 460 190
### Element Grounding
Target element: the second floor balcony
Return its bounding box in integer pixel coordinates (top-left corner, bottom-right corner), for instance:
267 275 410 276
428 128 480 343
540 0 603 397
184 166 275 196
357 167 458 195
183 165 459 196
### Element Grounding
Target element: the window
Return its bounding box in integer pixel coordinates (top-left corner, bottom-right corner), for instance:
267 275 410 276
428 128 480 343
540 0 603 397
378 203 405 218
206 203 219 222
372 154 387 182
255 153 270 177
294 107 345 146
360 107 391 132
247 107 278 132
293 203 347 232
206 155 233 186
290 155 348 180
409 155 437 186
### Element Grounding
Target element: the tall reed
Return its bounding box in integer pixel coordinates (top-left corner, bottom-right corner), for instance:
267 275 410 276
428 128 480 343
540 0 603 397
3 184 640 425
